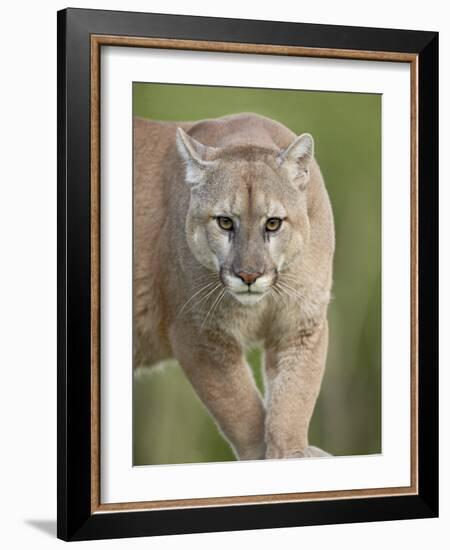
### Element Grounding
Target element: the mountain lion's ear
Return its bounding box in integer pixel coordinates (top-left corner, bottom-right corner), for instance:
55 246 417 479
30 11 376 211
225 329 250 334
278 133 314 190
176 128 217 186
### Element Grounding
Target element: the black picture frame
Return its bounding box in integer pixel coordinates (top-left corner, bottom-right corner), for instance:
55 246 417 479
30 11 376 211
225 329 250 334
57 7 438 541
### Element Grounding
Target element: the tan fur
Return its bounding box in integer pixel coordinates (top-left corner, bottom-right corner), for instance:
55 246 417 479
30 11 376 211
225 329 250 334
134 113 334 460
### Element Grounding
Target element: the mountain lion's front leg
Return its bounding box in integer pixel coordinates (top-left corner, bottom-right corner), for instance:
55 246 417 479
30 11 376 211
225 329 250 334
265 321 328 459
171 324 266 460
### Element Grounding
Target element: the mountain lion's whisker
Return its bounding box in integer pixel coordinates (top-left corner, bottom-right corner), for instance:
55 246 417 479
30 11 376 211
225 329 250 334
201 287 227 329
277 281 305 301
185 282 223 315
275 283 302 305
191 273 219 284
272 284 288 306
279 273 306 286
279 273 304 283
268 288 282 307
212 289 229 320
177 281 218 318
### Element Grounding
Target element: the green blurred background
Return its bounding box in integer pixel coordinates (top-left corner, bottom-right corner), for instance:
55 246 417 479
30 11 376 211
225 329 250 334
133 83 381 465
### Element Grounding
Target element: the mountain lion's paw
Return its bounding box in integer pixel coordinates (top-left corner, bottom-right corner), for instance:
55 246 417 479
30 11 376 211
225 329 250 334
286 446 332 458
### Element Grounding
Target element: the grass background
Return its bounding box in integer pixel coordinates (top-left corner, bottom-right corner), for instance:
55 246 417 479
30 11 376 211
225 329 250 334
133 82 381 465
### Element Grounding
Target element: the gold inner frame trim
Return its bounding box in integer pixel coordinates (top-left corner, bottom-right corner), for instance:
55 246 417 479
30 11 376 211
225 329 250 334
90 34 419 514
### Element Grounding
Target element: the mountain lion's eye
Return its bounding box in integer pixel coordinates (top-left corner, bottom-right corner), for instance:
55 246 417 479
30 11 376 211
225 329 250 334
266 218 282 232
217 216 234 231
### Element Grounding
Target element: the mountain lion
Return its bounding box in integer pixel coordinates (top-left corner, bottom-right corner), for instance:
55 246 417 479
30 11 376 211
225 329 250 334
134 113 334 460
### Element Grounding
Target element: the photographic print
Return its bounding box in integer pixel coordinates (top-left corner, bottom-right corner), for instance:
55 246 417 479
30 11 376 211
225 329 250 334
58 9 438 540
132 83 381 466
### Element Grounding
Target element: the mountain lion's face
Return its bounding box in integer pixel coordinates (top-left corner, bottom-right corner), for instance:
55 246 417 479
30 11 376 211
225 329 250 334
177 128 314 306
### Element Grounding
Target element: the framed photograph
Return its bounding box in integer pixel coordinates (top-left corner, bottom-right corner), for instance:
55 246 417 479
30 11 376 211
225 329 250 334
57 8 438 541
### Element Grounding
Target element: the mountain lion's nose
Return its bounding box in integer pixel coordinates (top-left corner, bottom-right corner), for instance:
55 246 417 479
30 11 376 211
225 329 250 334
236 270 262 285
